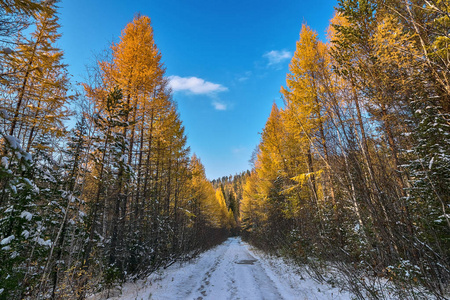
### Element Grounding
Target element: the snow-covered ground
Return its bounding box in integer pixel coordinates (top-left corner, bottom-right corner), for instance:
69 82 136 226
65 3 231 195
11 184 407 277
102 237 353 300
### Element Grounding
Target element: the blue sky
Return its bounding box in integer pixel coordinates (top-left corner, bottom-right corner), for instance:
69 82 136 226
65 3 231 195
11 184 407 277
58 0 337 179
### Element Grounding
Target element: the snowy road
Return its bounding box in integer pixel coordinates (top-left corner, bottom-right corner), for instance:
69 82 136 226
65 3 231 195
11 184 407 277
158 237 284 300
111 237 352 300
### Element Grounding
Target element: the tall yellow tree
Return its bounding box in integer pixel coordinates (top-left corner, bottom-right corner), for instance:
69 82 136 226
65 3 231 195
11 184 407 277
281 24 329 220
80 15 175 284
1 0 71 149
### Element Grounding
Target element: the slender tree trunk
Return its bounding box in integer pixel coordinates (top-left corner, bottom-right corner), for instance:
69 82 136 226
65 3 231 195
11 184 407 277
9 25 44 136
350 82 401 260
306 147 323 233
83 127 110 267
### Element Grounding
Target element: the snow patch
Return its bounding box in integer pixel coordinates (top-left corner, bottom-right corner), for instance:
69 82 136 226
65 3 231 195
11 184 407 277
20 211 33 221
97 237 354 300
1 157 9 169
36 237 52 247
4 135 32 161
0 109 9 119
5 135 20 150
22 230 30 239
1 235 15 245
429 157 434 170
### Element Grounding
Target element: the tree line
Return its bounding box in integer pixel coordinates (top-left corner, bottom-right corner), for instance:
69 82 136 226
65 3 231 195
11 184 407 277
0 1 232 298
1 0 449 299
240 0 449 298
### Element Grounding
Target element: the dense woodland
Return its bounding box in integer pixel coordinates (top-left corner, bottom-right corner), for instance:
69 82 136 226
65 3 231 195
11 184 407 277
239 0 450 298
0 1 235 298
0 0 449 299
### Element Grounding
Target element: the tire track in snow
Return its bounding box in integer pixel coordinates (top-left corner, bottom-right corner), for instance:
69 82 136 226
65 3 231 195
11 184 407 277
194 252 222 299
112 237 354 300
193 239 237 300
183 237 284 300
190 237 285 300
183 241 227 299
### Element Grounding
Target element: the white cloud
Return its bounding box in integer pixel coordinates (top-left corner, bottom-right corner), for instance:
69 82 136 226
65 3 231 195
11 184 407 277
263 50 292 66
237 71 252 82
212 101 227 111
168 75 228 95
232 147 247 154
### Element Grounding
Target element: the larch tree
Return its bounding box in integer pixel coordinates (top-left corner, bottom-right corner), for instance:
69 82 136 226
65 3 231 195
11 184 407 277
0 1 75 298
76 15 231 296
2 0 71 146
281 25 329 237
241 3 449 297
0 3 231 298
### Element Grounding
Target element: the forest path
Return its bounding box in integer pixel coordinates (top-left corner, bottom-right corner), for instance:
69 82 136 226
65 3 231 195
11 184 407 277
171 237 284 300
112 237 352 300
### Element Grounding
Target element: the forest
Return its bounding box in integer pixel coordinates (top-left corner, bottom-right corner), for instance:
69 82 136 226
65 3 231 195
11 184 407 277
0 0 449 299
239 0 450 298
